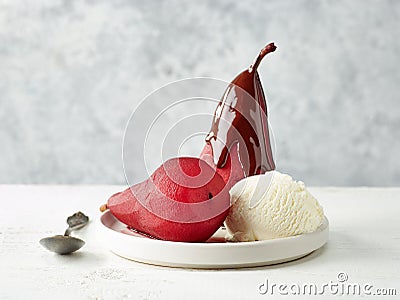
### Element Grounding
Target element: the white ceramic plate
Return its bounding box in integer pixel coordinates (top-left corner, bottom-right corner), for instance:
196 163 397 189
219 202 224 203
98 211 329 269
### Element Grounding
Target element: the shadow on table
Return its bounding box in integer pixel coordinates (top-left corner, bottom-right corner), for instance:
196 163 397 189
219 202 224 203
123 242 330 272
110 229 384 272
53 250 104 265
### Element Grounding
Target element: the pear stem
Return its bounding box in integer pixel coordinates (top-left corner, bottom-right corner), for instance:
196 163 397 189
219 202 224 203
100 204 108 212
249 42 276 73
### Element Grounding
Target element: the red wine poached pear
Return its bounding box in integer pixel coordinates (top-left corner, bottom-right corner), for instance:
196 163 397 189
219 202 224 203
101 42 277 242
201 42 276 187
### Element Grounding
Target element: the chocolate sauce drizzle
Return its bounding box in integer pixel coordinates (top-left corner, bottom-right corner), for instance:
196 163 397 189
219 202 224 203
205 43 276 176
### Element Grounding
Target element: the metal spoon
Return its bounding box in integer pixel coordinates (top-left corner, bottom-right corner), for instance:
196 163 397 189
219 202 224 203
40 211 89 255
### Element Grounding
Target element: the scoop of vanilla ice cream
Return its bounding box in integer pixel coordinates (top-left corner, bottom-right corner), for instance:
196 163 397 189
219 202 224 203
225 171 324 242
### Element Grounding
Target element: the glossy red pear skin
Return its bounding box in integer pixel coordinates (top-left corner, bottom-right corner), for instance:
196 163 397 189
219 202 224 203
200 43 276 210
204 43 276 177
107 157 230 242
200 143 244 192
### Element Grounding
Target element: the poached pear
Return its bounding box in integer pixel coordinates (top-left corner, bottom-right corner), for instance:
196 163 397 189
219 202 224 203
201 42 277 190
104 157 230 242
101 42 277 242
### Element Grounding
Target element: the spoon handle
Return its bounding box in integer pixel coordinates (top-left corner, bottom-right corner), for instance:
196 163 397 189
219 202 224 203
64 227 73 236
64 212 89 236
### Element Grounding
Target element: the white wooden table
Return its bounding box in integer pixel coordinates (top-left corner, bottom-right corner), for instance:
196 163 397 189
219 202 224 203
1 186 399 299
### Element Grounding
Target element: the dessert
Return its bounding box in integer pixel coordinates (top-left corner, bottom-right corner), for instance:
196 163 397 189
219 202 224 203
225 171 324 242
100 42 324 243
100 43 278 242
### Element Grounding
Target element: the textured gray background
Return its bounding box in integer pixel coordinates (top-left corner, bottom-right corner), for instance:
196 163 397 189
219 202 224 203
1 0 399 185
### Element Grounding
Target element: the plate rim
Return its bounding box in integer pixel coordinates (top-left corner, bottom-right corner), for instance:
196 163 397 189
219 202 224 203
98 210 329 247
97 211 329 268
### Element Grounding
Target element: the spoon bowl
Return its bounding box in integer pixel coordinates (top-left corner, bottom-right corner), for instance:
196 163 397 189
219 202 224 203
40 235 85 255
